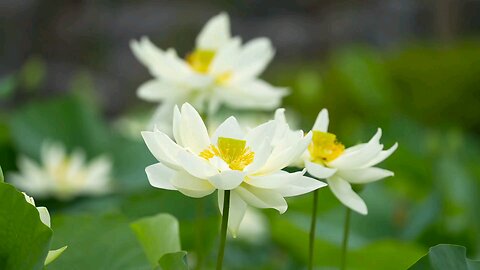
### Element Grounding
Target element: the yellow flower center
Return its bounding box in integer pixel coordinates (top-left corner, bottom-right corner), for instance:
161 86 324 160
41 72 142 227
199 137 255 171
186 49 232 85
308 131 345 163
186 49 215 74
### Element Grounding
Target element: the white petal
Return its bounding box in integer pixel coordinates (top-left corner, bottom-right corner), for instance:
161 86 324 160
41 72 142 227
196 12 231 50
244 120 276 152
328 129 383 169
305 160 337 179
247 170 302 189
210 38 242 74
36 207 51 227
137 80 173 102
230 37 274 82
275 175 327 197
312 109 329 132
362 143 398 168
327 176 368 215
218 190 247 237
236 184 287 214
211 116 245 144
244 139 272 173
179 103 211 153
145 163 176 190
141 130 182 168
45 246 68 265
218 80 288 110
172 105 183 145
209 170 246 190
337 167 394 184
171 171 215 198
274 108 286 124
176 150 217 179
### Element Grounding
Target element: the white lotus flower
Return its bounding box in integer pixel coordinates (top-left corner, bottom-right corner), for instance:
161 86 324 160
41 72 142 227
22 193 67 265
131 12 287 130
303 109 398 215
10 142 113 201
142 103 325 236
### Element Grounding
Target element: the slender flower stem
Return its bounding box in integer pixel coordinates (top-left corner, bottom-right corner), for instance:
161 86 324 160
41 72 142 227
308 189 319 270
216 190 230 270
340 207 352 270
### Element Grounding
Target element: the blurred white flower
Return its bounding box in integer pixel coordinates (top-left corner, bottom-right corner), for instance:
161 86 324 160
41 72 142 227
303 109 398 215
131 12 287 130
22 192 67 265
142 103 325 236
10 142 113 201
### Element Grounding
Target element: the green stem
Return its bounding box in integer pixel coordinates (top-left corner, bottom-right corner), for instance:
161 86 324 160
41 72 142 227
195 199 205 270
340 207 352 270
216 190 230 270
308 189 319 270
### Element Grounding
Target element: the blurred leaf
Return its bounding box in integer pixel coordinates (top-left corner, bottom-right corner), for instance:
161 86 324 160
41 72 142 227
44 246 67 266
10 96 110 159
0 165 4 182
0 74 16 99
0 183 52 270
47 213 149 270
131 213 182 267
158 251 188 270
408 244 480 270
19 56 46 91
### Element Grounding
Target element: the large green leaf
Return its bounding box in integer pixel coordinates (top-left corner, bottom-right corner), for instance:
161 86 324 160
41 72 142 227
47 213 150 270
158 251 189 270
408 244 480 270
131 213 182 267
0 183 52 270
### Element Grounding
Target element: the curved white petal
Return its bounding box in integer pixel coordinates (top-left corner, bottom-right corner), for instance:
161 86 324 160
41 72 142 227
137 79 173 102
218 80 288 110
176 150 217 179
247 170 303 189
36 206 51 227
305 160 337 179
171 171 215 198
218 190 247 237
337 167 394 184
45 246 68 265
362 143 398 168
141 130 182 168
244 139 272 173
327 176 367 215
145 163 176 190
244 120 276 152
172 105 183 145
230 37 274 82
209 170 246 190
312 109 329 132
210 38 242 74
276 175 327 197
179 103 211 153
328 129 383 169
211 116 245 144
196 12 231 50
236 184 287 214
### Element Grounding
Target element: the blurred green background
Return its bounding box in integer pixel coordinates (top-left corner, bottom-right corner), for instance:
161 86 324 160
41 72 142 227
1 0 480 269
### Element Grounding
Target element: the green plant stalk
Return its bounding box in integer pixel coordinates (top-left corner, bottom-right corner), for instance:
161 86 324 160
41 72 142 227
340 207 352 270
216 190 230 270
308 189 319 270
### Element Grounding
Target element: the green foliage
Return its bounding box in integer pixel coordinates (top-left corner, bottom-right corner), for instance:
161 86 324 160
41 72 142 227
0 183 52 270
408 244 480 270
0 74 16 99
130 213 182 267
47 214 150 270
19 56 46 92
0 165 4 182
158 251 188 270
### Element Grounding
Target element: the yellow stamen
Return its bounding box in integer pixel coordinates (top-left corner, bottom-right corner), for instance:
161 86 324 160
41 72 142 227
308 131 345 163
186 49 215 73
199 137 255 171
215 71 232 85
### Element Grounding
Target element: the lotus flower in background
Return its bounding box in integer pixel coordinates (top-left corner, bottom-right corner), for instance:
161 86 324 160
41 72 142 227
303 109 398 215
142 103 325 236
131 12 287 131
10 142 113 201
